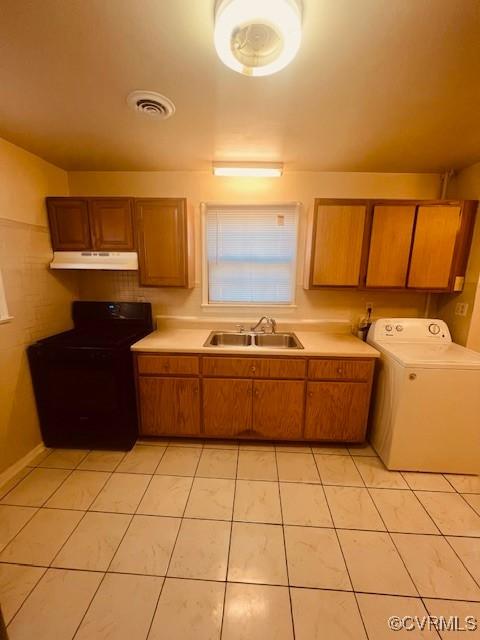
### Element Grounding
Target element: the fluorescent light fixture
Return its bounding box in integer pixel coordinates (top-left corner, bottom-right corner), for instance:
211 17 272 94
214 0 302 77
212 162 284 177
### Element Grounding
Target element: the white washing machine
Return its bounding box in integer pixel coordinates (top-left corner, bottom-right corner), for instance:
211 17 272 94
367 318 480 474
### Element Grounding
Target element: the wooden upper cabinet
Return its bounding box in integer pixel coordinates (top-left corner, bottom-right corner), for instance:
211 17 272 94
135 198 194 287
47 198 91 250
408 205 461 289
308 201 367 287
366 205 416 288
89 199 134 251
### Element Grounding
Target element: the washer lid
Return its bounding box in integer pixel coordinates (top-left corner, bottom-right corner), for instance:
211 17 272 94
374 341 480 369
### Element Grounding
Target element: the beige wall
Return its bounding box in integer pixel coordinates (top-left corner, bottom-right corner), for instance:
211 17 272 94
70 170 441 325
0 138 78 473
437 164 480 349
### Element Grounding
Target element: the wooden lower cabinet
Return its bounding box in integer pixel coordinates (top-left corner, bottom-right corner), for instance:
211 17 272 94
138 376 200 436
136 354 375 442
304 381 370 441
203 378 253 437
253 380 304 440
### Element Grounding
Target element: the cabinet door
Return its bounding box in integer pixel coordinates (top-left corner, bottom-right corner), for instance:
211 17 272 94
138 377 200 436
366 205 415 287
47 198 91 250
135 198 192 287
90 199 134 250
310 202 367 286
203 378 252 437
253 380 304 439
305 382 369 441
408 205 461 289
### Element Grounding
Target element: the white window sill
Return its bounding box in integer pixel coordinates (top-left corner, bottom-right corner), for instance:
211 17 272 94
0 316 14 325
201 303 297 309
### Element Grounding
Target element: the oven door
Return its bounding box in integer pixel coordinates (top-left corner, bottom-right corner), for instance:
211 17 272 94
28 346 137 449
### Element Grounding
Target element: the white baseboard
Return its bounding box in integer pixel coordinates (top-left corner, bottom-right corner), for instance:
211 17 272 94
0 443 48 489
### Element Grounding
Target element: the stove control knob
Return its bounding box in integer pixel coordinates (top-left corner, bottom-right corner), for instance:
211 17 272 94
429 323 441 335
395 325 404 332
385 324 393 332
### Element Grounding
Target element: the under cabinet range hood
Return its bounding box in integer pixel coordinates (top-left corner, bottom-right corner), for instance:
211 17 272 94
50 251 138 270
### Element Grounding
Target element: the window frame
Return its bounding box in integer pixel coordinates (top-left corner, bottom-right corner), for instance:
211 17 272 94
201 202 300 308
0 269 13 324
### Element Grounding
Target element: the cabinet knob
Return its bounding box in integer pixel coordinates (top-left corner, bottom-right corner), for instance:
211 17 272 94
251 366 256 373
308 391 313 397
337 368 343 375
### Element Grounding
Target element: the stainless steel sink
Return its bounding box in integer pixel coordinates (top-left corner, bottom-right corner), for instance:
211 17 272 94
204 332 252 347
203 331 303 349
254 333 304 349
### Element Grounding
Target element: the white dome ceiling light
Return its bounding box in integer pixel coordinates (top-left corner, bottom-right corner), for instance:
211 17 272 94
214 0 302 77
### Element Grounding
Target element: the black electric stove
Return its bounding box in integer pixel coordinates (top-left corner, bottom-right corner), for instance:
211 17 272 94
28 301 153 450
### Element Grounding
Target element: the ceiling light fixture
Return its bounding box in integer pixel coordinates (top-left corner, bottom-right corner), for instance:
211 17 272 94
214 0 302 77
212 162 284 177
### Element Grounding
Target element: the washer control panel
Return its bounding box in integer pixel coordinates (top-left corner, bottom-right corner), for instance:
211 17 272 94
367 318 451 343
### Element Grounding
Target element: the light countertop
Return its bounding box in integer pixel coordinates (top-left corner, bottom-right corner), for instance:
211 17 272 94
131 328 380 358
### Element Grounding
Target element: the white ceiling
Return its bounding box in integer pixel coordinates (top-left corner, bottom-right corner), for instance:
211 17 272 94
0 0 479 172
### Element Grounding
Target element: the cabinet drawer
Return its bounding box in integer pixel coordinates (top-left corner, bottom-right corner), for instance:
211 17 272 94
202 357 306 379
137 355 199 376
308 359 373 381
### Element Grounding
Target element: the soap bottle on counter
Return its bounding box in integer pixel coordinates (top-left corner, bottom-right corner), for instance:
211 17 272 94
357 306 373 341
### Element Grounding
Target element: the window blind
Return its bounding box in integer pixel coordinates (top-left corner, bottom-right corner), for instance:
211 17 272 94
205 203 298 304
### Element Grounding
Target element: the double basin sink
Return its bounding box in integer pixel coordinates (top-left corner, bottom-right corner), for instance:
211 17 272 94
204 331 304 350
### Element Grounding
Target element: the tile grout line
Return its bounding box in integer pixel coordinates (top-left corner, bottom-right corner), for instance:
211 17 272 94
3 565 48 628
350 455 423 602
0 461 82 563
1 557 480 603
67 446 168 640
44 449 132 571
273 447 296 640
144 443 205 640
312 450 371 640
68 447 170 640
218 445 239 640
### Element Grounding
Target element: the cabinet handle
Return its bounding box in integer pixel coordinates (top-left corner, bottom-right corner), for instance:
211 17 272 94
308 391 313 397
337 368 343 375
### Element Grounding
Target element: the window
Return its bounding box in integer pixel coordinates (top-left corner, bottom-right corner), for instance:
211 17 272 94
0 269 12 324
203 203 299 305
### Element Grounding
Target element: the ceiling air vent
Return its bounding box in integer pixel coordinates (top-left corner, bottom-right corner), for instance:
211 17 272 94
126 91 175 119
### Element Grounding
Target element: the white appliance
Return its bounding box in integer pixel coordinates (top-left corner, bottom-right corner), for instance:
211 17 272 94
50 251 138 270
367 318 480 474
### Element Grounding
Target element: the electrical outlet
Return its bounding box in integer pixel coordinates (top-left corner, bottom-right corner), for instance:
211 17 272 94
455 302 468 317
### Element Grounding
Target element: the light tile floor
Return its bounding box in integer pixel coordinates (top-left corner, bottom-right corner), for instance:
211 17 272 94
0 439 480 639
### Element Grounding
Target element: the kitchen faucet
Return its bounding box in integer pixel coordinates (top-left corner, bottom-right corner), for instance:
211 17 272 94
251 316 277 334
